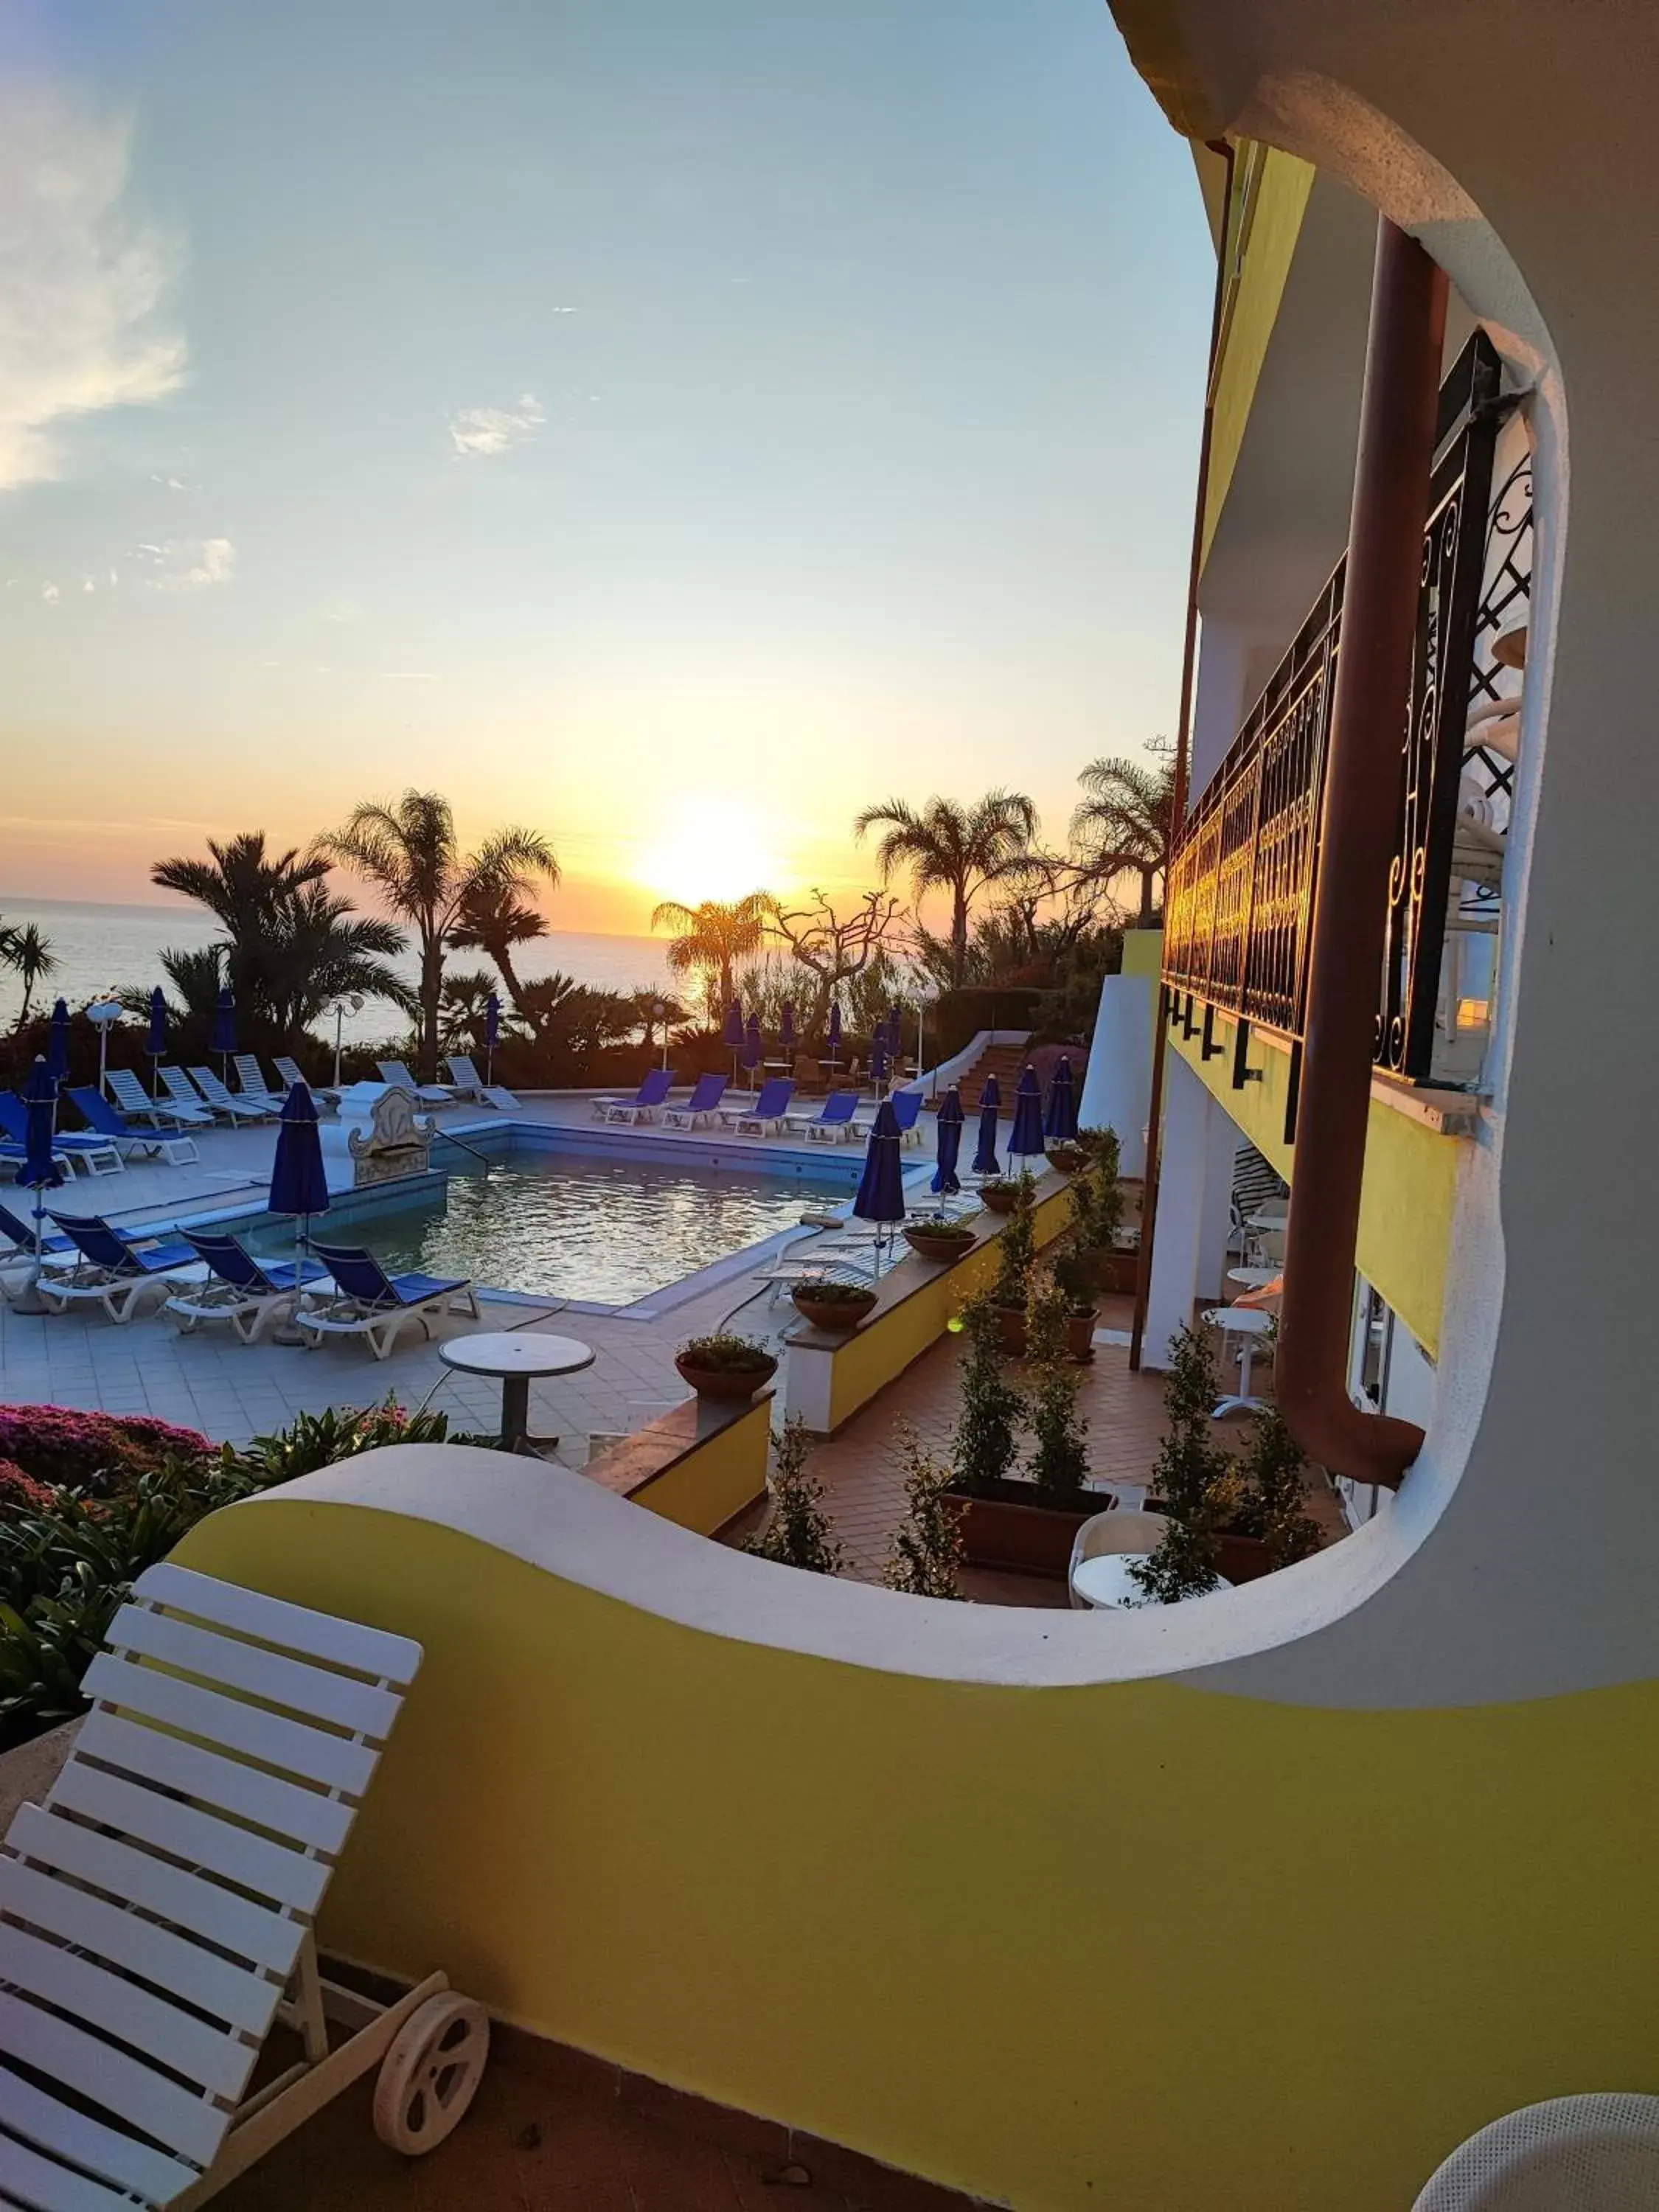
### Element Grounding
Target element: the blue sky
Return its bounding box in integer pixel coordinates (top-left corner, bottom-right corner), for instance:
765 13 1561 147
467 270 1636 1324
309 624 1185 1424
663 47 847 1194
0 0 1211 929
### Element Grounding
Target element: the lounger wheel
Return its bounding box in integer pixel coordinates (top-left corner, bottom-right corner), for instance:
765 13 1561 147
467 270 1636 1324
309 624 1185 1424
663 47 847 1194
372 1991 490 2154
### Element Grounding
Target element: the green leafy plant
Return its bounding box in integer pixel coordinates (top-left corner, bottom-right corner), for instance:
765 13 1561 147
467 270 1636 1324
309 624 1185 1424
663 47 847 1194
1237 1402 1321 1568
990 1173 1037 1310
1125 1514 1225 1606
675 1333 776 1372
883 1421 966 1599
1024 1273 1091 1503
1130 1324 1231 1602
745 1416 844 1575
790 1277 877 1304
1069 1129 1124 1255
237 1394 453 1485
950 1294 1024 1498
906 1214 973 1237
1051 1245 1099 1316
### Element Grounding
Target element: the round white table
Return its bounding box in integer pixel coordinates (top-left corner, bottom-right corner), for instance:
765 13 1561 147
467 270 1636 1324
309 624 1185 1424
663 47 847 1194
438 1332 595 1453
1071 1553 1234 1609
1225 1265 1280 1292
1201 1305 1275 1417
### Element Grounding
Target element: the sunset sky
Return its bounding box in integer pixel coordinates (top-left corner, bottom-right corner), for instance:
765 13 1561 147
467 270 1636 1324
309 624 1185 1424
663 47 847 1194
0 0 1211 936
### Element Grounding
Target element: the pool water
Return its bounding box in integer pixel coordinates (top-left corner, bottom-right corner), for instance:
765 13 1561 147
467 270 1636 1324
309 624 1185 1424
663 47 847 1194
317 1152 847 1307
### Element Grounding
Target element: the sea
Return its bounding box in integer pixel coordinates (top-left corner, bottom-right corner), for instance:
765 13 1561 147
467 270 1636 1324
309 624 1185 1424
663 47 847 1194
0 897 673 1048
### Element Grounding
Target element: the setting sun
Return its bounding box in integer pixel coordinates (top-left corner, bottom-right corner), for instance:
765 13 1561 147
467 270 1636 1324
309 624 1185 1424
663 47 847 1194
636 796 787 909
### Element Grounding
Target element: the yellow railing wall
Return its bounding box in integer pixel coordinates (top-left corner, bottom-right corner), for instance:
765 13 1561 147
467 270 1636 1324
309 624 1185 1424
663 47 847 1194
625 1396 771 1534
1168 1016 1461 1354
175 1473 1659 2212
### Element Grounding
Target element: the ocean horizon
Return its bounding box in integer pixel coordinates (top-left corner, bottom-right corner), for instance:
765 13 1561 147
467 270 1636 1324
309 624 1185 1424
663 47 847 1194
0 896 675 1046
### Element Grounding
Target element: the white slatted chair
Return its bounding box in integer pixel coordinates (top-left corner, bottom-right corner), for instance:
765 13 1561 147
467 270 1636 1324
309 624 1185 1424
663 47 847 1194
0 1562 489 2208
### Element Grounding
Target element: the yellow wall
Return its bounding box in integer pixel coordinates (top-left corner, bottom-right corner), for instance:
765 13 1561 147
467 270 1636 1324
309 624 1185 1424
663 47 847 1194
175 1489 1659 2212
823 1184 1074 1430
1169 1017 1459 1354
1203 147 1316 567
627 1397 771 1534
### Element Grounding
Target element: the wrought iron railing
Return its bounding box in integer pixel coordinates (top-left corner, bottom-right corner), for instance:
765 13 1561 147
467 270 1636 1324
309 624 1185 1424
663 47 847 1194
1162 331 1514 1092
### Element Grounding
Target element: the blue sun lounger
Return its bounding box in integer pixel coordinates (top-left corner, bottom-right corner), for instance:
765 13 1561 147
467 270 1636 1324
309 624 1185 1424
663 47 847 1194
0 1093 122 1178
69 1087 200 1165
299 1242 479 1360
166 1229 333 1343
593 1067 672 1124
889 1088 925 1146
719 1077 795 1136
661 1073 727 1128
787 1090 861 1144
38 1214 200 1324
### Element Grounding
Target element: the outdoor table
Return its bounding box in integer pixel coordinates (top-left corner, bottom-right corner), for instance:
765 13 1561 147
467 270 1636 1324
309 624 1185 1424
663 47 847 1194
1200 1304 1274 1417
1225 1265 1280 1291
438 1330 595 1453
1071 1553 1234 1608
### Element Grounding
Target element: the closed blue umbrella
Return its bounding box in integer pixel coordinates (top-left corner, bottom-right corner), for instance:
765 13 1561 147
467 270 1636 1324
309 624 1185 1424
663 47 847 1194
45 999 70 1085
146 987 167 1099
931 1086 964 1197
485 991 501 1083
869 1029 888 1088
826 1001 843 1060
211 987 237 1077
1009 1064 1046 1160
723 998 745 1082
268 1080 331 1302
1045 1054 1079 1141
853 1096 906 1275
742 1012 762 1075
16 1057 63 1309
972 1072 1001 1178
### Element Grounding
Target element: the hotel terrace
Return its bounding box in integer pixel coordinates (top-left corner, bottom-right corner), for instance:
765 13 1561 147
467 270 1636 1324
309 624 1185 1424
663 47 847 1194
0 4 1655 2208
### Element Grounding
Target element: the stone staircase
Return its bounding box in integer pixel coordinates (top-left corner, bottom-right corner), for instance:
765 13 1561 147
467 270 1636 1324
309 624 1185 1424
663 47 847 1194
953 1037 1036 1111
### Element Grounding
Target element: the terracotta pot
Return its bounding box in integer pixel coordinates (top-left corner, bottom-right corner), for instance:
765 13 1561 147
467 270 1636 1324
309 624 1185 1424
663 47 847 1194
949 1484 1104 1576
1064 1307 1099 1361
790 1288 876 1335
992 1302 1028 1356
980 1186 1020 1214
903 1228 975 1265
1216 1532 1275 1585
1046 1143 1088 1175
1087 1248 1141 1296
674 1354 777 1403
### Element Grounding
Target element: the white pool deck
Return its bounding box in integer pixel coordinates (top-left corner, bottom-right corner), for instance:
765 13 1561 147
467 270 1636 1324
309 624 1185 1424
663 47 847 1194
0 1088 975 1460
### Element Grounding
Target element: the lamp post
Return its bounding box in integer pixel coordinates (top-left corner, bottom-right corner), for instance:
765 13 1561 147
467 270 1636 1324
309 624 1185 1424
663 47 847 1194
331 995 364 1090
86 998 122 1098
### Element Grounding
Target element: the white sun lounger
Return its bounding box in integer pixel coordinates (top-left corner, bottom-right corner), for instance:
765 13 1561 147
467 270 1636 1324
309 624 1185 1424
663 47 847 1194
377 1061 456 1108
109 1068 212 1130
232 1054 285 1112
0 1562 490 2208
189 1067 274 1124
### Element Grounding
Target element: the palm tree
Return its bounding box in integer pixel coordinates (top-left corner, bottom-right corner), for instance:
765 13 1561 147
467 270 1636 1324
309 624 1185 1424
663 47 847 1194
852 790 1037 990
650 894 770 1021
448 878 548 1018
151 832 409 1043
5 923 58 1029
1071 754 1177 928
319 792 557 1078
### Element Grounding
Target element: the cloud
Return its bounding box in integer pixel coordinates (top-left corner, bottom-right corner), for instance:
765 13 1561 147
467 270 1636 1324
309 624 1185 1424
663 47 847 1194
149 472 188 490
41 581 58 602
0 91 186 492
448 393 544 458
380 670 439 682
139 535 236 591
81 575 95 592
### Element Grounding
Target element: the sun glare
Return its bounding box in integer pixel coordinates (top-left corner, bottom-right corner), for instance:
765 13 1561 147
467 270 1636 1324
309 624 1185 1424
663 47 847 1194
638 796 785 908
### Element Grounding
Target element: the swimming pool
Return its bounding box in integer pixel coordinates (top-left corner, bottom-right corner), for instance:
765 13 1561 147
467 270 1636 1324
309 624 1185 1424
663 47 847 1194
307 1150 850 1307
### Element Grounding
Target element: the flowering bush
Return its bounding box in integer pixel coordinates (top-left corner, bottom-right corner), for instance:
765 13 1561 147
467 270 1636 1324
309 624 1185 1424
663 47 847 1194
0 1407 212 1497
0 1460 53 1515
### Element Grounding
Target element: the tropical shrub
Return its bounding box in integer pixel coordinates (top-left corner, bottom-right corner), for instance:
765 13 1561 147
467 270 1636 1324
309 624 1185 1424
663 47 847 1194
990 1174 1037 1310
745 1416 844 1576
0 1406 212 1495
1237 1401 1321 1568
1024 1273 1091 1503
883 1422 966 1599
237 1394 453 1484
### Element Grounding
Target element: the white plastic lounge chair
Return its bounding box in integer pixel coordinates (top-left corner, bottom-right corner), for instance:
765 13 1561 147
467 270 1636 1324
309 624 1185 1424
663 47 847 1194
166 1231 333 1343
273 1056 341 1112
0 1562 490 2208
720 1077 794 1136
298 1242 479 1359
378 1060 455 1107
189 1067 274 1123
593 1068 672 1124
158 1066 221 1120
38 1214 201 1325
445 1054 487 1099
232 1054 285 1110
479 1084 521 1111
108 1068 211 1130
0 1093 122 1178
69 1088 200 1165
662 1073 727 1128
787 1091 860 1144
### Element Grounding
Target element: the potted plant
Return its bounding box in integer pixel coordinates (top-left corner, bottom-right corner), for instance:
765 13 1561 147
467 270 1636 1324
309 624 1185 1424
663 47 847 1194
1046 1140 1090 1175
989 1174 1037 1352
745 1416 845 1573
1025 1274 1091 1505
903 1214 977 1265
942 1294 1103 1576
882 1421 966 1599
674 1332 779 1403
1070 1131 1139 1295
978 1176 1025 1215
790 1276 879 1334
1051 1247 1101 1362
